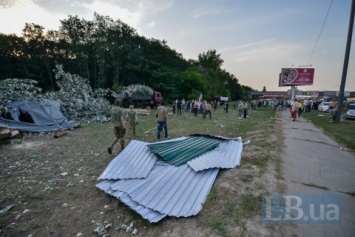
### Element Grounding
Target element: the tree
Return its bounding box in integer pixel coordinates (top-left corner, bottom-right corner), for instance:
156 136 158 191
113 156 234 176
262 86 266 92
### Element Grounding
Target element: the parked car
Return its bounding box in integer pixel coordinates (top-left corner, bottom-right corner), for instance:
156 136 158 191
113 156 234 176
318 102 330 112
345 103 355 119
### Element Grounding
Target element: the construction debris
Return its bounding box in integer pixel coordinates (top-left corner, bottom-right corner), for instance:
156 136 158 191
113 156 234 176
0 128 20 140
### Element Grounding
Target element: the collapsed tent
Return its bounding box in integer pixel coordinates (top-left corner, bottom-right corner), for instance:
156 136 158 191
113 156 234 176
96 135 243 222
0 99 78 132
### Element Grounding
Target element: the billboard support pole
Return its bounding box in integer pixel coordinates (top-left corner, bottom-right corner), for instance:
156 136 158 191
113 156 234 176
336 0 354 122
291 86 296 100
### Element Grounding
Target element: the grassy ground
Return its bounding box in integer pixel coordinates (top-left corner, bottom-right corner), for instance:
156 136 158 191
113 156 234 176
0 106 285 237
301 109 355 151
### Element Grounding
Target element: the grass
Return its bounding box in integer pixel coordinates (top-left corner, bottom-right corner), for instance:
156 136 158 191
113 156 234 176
301 109 355 151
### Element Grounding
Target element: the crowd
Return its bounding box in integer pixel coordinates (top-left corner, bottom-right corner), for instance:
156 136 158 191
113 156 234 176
106 97 343 155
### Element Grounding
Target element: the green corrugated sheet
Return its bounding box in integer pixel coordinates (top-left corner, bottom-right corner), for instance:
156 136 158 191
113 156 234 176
147 137 220 166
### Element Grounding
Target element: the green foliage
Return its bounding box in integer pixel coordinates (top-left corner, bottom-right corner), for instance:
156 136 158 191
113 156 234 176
0 13 254 107
180 67 207 99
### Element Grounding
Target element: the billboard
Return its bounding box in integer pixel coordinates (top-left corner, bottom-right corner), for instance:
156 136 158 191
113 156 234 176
279 68 314 87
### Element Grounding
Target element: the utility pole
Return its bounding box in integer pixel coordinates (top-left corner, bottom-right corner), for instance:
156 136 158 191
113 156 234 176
336 0 355 122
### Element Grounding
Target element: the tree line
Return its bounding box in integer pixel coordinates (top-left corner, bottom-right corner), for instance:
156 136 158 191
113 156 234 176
0 13 254 103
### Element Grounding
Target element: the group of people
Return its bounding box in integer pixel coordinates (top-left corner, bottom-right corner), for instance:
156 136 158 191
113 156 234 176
288 98 312 121
107 99 139 155
107 99 170 155
107 98 253 155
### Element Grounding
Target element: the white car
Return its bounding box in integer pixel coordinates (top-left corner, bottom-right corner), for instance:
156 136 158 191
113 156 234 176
345 103 355 120
318 102 330 112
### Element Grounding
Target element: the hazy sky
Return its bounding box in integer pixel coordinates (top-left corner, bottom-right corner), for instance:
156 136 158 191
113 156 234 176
1 0 354 92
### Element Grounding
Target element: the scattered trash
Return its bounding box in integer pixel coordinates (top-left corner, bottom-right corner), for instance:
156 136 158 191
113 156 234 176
93 221 112 237
62 203 68 208
318 114 325 117
22 209 30 214
0 205 14 214
60 172 68 176
54 131 68 138
29 155 37 161
76 233 82 237
243 140 251 145
132 229 138 235
339 147 349 151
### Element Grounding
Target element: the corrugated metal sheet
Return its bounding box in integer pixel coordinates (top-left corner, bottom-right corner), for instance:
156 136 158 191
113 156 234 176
187 138 243 172
98 140 157 180
96 180 166 223
147 137 221 166
109 163 219 217
96 135 243 223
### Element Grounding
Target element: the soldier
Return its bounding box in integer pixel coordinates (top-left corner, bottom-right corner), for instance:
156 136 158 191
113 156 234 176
108 99 126 154
126 105 138 137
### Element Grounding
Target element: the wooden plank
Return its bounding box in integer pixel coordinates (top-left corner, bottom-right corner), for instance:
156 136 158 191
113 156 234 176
10 130 20 138
0 128 11 139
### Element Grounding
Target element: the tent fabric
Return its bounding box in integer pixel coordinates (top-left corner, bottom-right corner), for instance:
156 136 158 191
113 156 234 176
0 99 78 132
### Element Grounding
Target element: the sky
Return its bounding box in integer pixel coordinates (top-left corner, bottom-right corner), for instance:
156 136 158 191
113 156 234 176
0 0 354 92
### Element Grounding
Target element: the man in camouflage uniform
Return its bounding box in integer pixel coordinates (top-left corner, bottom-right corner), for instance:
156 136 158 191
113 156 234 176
126 105 138 137
108 99 126 154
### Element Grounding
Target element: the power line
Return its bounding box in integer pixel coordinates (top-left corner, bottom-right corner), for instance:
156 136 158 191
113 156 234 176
307 0 334 65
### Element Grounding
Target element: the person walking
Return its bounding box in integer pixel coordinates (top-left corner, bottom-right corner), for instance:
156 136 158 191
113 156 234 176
126 105 138 138
291 99 299 121
298 100 304 117
156 105 169 141
108 99 126 155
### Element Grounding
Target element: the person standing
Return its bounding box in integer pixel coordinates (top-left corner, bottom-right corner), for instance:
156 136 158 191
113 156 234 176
177 99 182 115
193 102 198 117
172 101 176 114
203 101 212 119
224 101 229 113
238 101 244 119
108 99 126 154
126 105 138 138
156 105 169 141
291 99 299 121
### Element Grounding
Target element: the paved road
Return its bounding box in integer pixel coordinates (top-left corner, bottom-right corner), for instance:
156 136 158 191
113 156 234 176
279 110 355 237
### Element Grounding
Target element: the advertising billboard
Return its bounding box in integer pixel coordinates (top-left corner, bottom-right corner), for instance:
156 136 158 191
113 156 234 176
279 68 314 86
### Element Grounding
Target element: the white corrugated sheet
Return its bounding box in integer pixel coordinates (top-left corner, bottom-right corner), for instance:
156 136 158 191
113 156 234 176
98 140 157 180
96 180 166 222
109 163 219 217
187 137 243 172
